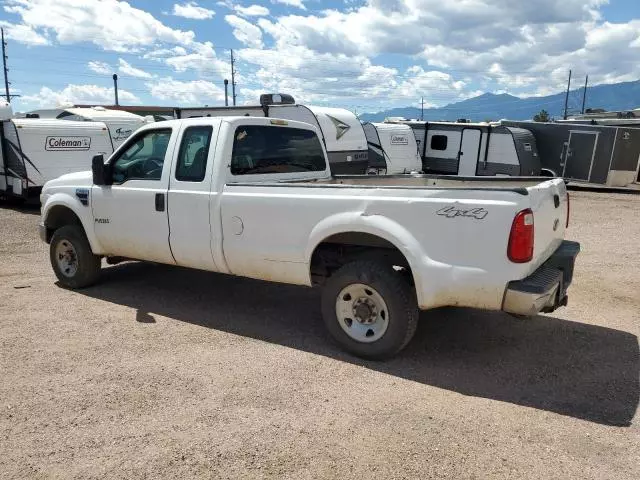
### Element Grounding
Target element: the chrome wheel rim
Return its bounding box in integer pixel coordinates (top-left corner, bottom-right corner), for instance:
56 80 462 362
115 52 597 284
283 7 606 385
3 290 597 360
335 283 389 343
55 239 78 278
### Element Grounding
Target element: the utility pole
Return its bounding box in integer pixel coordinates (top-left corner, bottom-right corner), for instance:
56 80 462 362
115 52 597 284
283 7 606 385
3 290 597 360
581 75 589 114
421 97 424 121
230 49 237 106
563 69 572 120
224 79 229 106
112 74 119 106
2 28 10 102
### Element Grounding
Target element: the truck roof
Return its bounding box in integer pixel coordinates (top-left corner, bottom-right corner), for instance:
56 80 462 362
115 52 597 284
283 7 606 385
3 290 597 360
135 116 322 133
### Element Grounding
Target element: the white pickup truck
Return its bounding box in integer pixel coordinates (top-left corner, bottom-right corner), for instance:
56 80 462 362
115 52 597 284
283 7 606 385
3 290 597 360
39 117 580 359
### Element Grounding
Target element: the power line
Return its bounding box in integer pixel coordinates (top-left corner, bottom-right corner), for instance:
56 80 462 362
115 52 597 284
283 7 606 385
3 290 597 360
10 49 571 80
2 28 10 102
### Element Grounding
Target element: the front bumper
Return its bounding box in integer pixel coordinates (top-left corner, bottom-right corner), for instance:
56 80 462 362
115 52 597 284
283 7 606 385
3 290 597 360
502 240 580 316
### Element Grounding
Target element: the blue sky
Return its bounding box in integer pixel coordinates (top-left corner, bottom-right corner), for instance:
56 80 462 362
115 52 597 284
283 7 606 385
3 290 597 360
0 0 639 113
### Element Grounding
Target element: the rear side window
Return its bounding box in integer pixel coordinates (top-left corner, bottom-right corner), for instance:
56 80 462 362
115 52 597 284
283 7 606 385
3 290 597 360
231 125 326 175
430 134 448 151
176 126 213 182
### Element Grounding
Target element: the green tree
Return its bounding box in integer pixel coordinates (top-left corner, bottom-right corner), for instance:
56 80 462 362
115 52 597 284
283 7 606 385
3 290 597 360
533 109 550 122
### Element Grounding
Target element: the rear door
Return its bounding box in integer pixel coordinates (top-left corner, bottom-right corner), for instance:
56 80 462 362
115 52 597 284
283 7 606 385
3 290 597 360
563 131 598 181
221 123 328 280
167 122 220 270
92 127 176 263
458 128 481 175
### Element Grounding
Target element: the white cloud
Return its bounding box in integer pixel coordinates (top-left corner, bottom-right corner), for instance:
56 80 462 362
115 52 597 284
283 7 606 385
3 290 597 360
171 2 216 20
145 42 231 79
87 61 112 75
146 78 225 105
0 21 48 45
235 45 469 108
255 0 639 97
118 58 154 79
4 0 195 51
5 0 640 110
272 0 306 10
225 15 263 48
234 5 270 17
21 84 140 108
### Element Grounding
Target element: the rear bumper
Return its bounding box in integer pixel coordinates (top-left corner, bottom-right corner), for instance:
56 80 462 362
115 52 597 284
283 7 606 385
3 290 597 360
502 240 580 316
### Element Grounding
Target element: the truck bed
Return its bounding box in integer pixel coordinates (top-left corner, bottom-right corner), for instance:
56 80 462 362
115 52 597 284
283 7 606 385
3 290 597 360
231 174 558 194
315 174 555 191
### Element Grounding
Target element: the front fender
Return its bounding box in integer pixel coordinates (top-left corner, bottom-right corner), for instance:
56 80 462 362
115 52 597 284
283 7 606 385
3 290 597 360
306 211 431 307
41 193 104 254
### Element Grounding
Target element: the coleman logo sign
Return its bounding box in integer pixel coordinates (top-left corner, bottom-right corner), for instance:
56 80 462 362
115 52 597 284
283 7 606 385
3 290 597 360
390 135 409 145
45 136 91 151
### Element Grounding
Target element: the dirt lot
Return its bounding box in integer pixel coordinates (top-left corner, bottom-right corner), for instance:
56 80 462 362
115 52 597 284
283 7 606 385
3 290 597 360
0 191 638 479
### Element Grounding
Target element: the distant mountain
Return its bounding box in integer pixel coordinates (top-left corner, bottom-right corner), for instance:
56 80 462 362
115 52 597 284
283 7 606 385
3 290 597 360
360 79 640 123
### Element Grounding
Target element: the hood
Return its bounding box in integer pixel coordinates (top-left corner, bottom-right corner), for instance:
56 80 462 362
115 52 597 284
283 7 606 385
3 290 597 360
43 170 93 189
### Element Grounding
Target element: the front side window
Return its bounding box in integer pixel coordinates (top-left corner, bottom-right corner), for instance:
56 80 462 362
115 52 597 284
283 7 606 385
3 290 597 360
175 126 213 182
230 126 326 175
111 129 172 183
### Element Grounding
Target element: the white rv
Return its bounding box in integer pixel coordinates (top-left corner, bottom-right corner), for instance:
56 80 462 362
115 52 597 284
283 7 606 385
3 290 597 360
0 102 126 199
176 94 370 174
362 122 422 174
386 119 541 177
25 106 149 149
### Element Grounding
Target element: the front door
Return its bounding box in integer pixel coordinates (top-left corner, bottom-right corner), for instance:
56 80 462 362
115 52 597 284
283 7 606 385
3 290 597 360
563 131 597 181
92 127 176 263
458 129 481 175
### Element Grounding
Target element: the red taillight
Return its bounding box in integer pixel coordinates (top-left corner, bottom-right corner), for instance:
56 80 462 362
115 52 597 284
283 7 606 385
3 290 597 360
508 208 534 263
566 192 570 228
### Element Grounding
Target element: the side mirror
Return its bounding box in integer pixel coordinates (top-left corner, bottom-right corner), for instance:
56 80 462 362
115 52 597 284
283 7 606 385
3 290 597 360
92 154 107 185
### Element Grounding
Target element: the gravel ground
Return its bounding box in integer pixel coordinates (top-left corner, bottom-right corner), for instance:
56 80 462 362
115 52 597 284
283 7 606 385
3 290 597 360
0 191 638 479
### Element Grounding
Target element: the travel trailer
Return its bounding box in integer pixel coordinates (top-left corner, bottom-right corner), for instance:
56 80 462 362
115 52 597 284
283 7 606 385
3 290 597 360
385 119 541 177
0 102 128 199
24 106 149 149
176 94 370 174
502 120 640 186
362 122 422 174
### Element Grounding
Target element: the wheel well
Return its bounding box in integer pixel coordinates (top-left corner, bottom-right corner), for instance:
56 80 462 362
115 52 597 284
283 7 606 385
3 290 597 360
540 168 557 177
310 232 411 285
44 206 83 243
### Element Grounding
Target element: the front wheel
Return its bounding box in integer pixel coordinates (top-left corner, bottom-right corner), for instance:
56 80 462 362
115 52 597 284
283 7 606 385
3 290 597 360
321 260 419 359
50 225 101 289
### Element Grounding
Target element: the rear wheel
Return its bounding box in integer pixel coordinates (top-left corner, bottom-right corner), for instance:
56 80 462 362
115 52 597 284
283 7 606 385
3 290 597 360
50 225 101 289
321 260 419 359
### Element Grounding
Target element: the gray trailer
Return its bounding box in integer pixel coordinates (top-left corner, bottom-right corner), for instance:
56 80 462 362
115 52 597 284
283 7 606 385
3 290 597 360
502 121 640 186
386 120 540 177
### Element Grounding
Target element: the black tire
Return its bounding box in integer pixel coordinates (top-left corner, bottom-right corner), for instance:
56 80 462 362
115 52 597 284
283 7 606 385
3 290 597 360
50 225 101 289
321 260 419 360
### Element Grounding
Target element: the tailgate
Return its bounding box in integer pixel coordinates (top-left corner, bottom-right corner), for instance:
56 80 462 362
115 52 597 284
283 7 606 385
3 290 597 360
526 178 569 269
